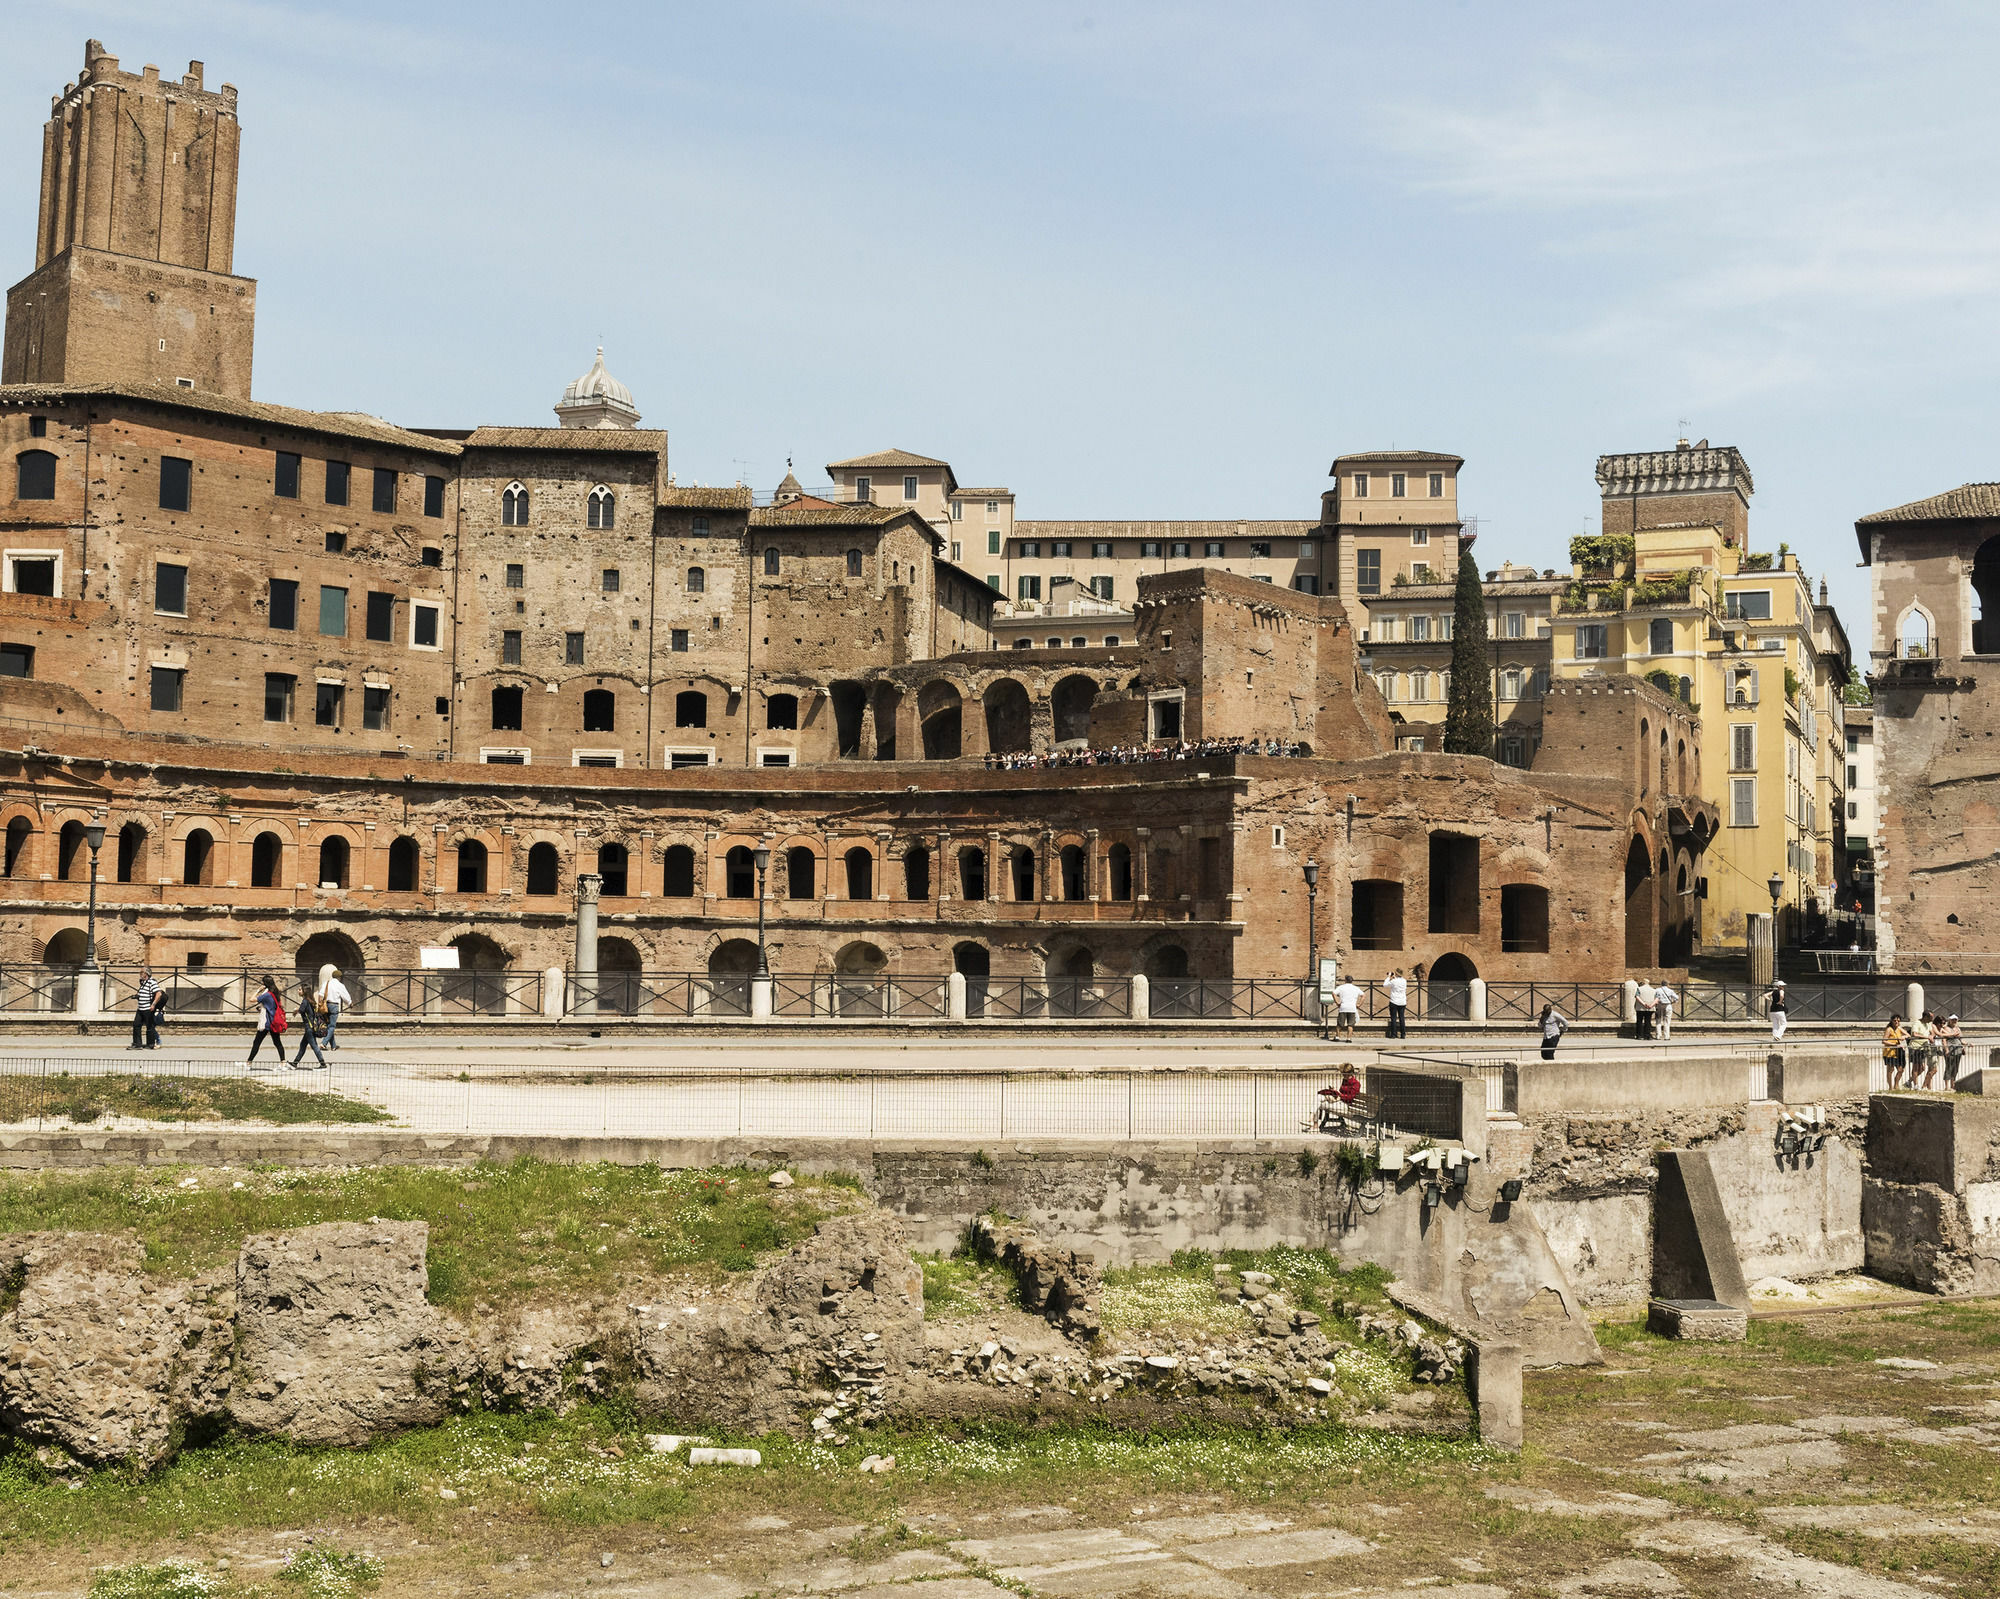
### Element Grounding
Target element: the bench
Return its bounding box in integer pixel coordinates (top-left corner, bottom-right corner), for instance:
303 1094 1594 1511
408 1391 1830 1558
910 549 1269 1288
1313 1090 1382 1139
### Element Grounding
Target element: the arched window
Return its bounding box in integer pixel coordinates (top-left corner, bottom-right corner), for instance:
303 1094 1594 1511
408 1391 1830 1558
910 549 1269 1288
526 841 559 896
491 685 523 731
1010 845 1036 901
15 450 56 500
1107 842 1132 901
1900 607 1932 660
57 820 84 881
786 845 816 900
763 547 781 576
456 838 488 893
582 688 615 732
766 693 798 730
182 828 214 886
1059 843 1087 901
662 844 696 897
3 817 29 877
599 841 628 896
250 831 283 888
388 835 419 892
687 566 705 593
845 846 874 900
116 823 146 884
846 549 863 578
501 483 529 526
318 835 350 889
724 845 756 899
904 844 931 900
958 844 987 900
587 486 615 529
675 690 706 728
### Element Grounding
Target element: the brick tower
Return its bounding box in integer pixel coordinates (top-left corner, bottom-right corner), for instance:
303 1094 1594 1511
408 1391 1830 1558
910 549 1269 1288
2 39 255 397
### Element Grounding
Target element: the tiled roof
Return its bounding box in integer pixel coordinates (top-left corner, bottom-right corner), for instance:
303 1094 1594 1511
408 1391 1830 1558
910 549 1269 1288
0 380 464 456
1330 449 1463 470
1013 519 1315 535
1369 580 1564 601
953 486 1013 497
1856 483 2000 524
462 426 666 452
750 502 907 527
660 486 753 509
828 447 951 470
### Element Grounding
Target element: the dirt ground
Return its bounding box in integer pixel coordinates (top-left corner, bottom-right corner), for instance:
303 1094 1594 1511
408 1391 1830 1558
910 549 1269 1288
2 1293 1996 1599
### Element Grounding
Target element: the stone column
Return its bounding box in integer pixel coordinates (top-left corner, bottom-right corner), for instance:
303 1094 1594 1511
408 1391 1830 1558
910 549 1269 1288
1135 826 1152 902
947 970 967 1021
1130 972 1150 1023
1087 827 1101 902
572 871 601 1018
1469 977 1488 1025
1747 913 1774 989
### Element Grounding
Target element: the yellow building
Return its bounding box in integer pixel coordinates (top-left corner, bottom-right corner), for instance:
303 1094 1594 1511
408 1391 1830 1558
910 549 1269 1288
1547 442 1853 952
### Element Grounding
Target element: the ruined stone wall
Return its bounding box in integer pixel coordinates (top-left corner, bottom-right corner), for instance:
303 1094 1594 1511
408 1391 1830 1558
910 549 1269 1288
4 252 256 396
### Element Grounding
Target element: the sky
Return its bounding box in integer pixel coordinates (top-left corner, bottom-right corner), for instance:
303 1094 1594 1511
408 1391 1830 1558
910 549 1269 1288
9 1 2000 643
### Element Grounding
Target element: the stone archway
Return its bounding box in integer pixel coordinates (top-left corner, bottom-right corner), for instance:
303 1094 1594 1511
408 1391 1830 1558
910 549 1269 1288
296 930 365 1014
445 932 510 1015
1428 951 1476 1021
919 681 963 761
833 939 889 1017
706 938 760 1016
597 935 644 1015
983 679 1032 755
1052 674 1097 747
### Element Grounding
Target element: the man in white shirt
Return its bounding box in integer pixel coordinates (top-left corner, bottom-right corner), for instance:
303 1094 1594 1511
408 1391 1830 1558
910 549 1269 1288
323 967 354 1051
1653 981 1676 1041
1333 978 1362 1041
1386 970 1409 1039
1635 978 1656 1040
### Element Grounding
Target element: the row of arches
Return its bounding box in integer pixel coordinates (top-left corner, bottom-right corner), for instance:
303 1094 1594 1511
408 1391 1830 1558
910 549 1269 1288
832 674 1101 760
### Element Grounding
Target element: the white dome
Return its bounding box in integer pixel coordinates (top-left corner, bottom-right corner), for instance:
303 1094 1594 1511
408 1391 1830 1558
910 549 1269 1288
554 346 641 428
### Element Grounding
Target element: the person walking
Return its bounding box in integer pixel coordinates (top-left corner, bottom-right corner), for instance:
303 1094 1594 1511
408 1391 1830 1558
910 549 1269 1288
1767 979 1788 1043
1883 1013 1907 1088
1539 1002 1568 1061
289 976 328 1070
322 965 353 1051
1654 980 1676 1041
130 965 160 1051
1635 977 1656 1041
1386 970 1408 1039
247 975 286 1067
1333 977 1361 1042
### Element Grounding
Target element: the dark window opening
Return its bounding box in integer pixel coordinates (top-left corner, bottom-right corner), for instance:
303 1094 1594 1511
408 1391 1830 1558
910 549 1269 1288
763 547 780 575
0 644 30 678
845 847 874 900
116 823 144 884
264 673 294 723
1351 879 1404 950
598 841 628 896
1427 832 1481 935
502 485 528 525
366 590 394 641
661 844 695 897
501 630 522 665
1151 698 1182 741
150 665 183 711
582 688 615 732
58 820 84 880
724 845 756 899
1060 843 1087 901
28 416 47 438
363 685 390 730
160 456 192 512
787 846 816 900
155 562 187 615
182 828 213 886
1974 536 2000 654
423 475 445 517
958 846 988 900
1356 549 1381 595
767 693 798 730
412 604 439 646
831 681 867 757
1500 883 1550 953
565 631 585 665
318 835 349 888
10 558 54 596
325 459 350 506
1107 843 1132 901
372 468 397 513
687 566 705 592
455 839 488 893
846 548 863 577
675 690 706 728
274 451 300 497
315 682 343 727
250 832 282 889
15 450 56 499
588 488 614 529
491 685 523 730
387 835 419 891
269 578 298 630
324 531 346 555
904 845 931 901
1010 845 1036 901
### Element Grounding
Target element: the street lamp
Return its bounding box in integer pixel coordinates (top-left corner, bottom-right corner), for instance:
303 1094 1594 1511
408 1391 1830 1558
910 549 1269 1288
1302 860 1320 981
1768 869 1784 946
82 819 106 972
753 846 772 979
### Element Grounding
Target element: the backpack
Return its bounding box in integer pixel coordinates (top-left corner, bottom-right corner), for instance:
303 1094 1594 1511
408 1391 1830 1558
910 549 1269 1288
271 997 287 1035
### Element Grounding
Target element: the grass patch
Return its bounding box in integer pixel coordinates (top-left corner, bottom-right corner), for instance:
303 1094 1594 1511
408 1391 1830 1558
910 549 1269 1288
1101 1244 1394 1338
88 1559 220 1598
0 1159 848 1314
23 1073 391 1127
280 1546 384 1596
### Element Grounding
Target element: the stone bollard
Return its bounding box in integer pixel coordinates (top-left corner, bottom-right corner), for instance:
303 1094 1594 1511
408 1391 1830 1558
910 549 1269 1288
1621 979 1638 1026
1906 981 1925 1026
74 968 105 1019
750 975 774 1022
947 970 967 1022
1468 977 1487 1025
1467 1339 1523 1452
1130 973 1149 1023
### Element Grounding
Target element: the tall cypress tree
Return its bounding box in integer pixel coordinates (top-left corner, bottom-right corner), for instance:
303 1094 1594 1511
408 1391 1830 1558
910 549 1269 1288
1442 547 1495 756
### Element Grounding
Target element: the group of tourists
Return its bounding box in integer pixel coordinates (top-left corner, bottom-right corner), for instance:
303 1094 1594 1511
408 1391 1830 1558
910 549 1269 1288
1324 971 1409 1041
984 736 1307 771
1633 978 1680 1040
1882 1010 1965 1089
246 963 352 1070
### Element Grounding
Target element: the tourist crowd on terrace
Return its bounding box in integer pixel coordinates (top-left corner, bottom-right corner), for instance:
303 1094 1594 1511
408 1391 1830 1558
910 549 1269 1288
984 737 1309 770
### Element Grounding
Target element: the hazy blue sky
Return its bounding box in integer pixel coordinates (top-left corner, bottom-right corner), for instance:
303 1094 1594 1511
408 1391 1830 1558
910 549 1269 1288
9 1 2000 641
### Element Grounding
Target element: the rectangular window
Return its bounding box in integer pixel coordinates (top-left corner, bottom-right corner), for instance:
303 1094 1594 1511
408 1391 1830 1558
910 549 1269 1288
1575 623 1608 659
1438 614 1452 639
1203 540 1225 557
269 578 298 630
1089 575 1115 600
363 685 390 730
1082 541 1106 558
1409 615 1430 641
154 562 188 615
7 556 56 596
423 475 445 517
501 630 522 665
264 673 295 723
411 603 440 649
365 590 394 641
1504 611 1524 639
761 750 794 767
1356 549 1381 595
1731 724 1757 771
371 468 397 513
421 546 442 567
950 501 963 521
1391 473 1406 497
903 475 918 501
1170 541 1191 558
0 644 32 678
315 681 343 727
324 530 347 555
1650 616 1674 654
1725 589 1773 620
149 666 183 711
159 456 192 512
318 585 347 636
986 501 999 515
1140 541 1162 558
986 530 1001 554
1846 730 1859 752
602 568 621 593
564 631 585 665
1018 575 1042 601
987 574 1001 591
671 628 689 652
1847 762 1859 787
1019 541 1041 558
1292 575 1320 595
1051 540 1072 557
27 416 46 438
1353 473 1369 497
274 451 301 498
325 460 350 506
1410 563 1430 584
1250 541 1271 557
1730 777 1757 827
1429 473 1444 496
505 563 524 589
1376 616 1397 642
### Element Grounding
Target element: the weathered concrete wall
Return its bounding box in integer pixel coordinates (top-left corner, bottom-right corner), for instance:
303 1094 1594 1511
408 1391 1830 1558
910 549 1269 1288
1864 1094 2000 1293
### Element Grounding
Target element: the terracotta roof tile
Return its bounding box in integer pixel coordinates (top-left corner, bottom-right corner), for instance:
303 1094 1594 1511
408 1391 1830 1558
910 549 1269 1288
0 380 464 456
462 426 666 452
1856 482 2000 524
827 447 951 470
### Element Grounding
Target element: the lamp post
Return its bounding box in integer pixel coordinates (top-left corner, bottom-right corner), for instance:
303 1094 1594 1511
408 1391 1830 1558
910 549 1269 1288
753 846 772 979
82 819 106 971
1302 860 1320 980
1767 869 1784 947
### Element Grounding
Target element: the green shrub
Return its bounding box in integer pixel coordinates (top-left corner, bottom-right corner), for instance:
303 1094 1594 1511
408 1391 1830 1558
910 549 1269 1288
90 1561 220 1599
